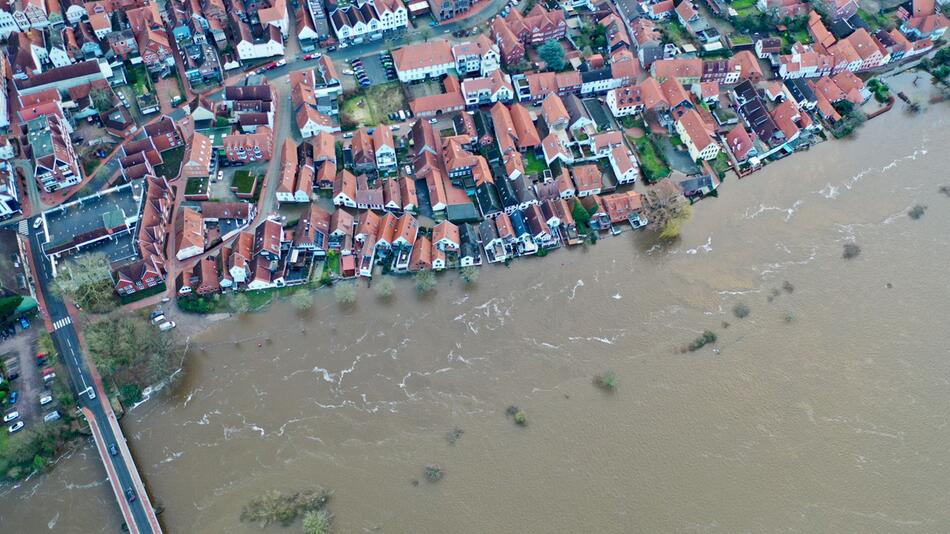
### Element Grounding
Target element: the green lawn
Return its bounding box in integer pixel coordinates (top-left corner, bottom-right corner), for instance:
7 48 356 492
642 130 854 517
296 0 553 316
659 20 692 46
154 146 186 179
185 177 208 196
731 0 756 10
711 152 731 178
523 151 547 175
340 82 408 130
126 64 151 97
630 136 670 183
232 170 258 195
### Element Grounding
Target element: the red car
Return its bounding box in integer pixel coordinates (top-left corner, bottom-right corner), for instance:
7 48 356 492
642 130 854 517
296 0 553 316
303 53 322 60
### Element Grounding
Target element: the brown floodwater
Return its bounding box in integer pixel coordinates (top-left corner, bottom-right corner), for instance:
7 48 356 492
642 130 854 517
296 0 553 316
3 73 950 533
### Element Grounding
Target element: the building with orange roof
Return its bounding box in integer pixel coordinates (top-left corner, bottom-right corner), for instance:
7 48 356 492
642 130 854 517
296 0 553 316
223 126 273 162
399 176 417 211
393 39 455 82
392 213 418 249
675 108 719 161
175 206 206 260
355 210 381 243
409 235 432 271
182 132 213 179
571 164 602 197
292 202 332 256
724 123 758 163
275 140 299 203
541 93 569 130
601 190 646 228
651 57 703 84
491 102 518 154
509 103 541 149
433 220 460 251
332 169 357 207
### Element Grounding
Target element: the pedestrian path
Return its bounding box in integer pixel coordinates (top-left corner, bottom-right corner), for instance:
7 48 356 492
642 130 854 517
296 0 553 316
53 316 72 330
18 220 28 236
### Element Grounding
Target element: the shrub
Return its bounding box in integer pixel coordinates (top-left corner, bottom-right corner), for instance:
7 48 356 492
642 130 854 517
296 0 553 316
240 489 331 527
732 303 750 319
302 510 331 534
445 427 464 445
334 282 357 305
687 330 717 352
842 243 861 259
594 371 618 391
908 205 927 220
506 405 527 426
415 271 436 293
424 464 444 482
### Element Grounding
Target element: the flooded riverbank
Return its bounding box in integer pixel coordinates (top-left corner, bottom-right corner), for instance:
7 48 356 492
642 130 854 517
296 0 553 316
2 73 949 533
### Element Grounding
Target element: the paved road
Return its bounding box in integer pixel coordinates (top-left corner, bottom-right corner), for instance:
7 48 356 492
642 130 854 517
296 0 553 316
25 224 161 534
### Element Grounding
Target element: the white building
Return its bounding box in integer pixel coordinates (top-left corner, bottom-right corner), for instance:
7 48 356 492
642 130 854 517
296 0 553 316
235 23 285 61
392 39 455 82
451 35 500 77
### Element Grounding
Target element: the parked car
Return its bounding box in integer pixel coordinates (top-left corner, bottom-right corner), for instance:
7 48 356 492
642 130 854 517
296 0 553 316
3 411 18 423
343 69 354 75
19 317 29 329
303 53 322 60
43 411 60 422
274 59 287 68
9 391 17 404
32 217 44 229
8 421 23 433
40 395 53 406
43 373 56 382
428 118 438 124
159 321 176 332
150 310 164 319
217 170 224 181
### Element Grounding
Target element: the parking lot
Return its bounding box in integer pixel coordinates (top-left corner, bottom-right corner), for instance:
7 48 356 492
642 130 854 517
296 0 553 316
1 326 59 432
350 51 396 87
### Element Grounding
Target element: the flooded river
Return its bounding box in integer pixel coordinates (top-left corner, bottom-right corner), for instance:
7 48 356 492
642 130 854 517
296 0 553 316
3 74 950 533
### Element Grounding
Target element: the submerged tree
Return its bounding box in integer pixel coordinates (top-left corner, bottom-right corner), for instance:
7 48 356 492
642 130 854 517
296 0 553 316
374 276 395 299
415 271 437 294
459 266 479 285
334 282 357 305
291 291 313 311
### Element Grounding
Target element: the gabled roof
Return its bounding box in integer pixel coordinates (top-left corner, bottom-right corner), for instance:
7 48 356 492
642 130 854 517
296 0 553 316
541 93 569 126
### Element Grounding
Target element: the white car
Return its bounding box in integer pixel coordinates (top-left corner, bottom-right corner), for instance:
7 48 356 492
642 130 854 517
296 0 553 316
343 69 354 75
40 395 53 406
8 421 23 433
390 125 400 131
3 411 18 423
217 170 224 181
32 217 44 229
428 118 438 124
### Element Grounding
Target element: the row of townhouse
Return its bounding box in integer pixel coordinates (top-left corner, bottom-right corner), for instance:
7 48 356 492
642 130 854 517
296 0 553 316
490 4 566 65
112 174 174 295
775 7 947 80
328 0 406 44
